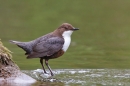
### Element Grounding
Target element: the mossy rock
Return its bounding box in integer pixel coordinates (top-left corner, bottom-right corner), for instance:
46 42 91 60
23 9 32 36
0 39 36 84
0 39 19 79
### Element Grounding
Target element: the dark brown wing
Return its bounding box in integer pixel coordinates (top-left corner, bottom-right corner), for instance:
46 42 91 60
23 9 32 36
27 37 64 58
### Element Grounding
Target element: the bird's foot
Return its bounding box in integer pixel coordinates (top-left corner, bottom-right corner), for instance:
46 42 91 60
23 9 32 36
43 71 48 74
44 72 54 76
40 73 51 78
51 73 54 76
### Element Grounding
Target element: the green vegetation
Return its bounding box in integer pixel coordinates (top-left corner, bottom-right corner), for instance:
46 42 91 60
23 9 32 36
0 0 130 69
0 40 20 79
0 39 13 66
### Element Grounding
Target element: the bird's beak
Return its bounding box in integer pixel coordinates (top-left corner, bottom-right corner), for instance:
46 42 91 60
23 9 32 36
73 28 79 31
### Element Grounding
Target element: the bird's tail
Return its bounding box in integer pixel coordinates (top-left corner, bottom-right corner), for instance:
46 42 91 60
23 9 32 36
9 40 21 45
9 40 26 49
9 40 31 55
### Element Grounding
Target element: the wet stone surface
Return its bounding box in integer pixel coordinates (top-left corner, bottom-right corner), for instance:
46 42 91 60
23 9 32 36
23 69 130 86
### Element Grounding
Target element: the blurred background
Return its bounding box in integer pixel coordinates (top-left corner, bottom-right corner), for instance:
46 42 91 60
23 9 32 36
0 0 130 70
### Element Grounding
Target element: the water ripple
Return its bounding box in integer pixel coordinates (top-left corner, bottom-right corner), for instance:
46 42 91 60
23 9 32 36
23 69 130 86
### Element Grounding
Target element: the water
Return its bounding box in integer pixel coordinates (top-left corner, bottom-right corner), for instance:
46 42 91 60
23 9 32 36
22 69 130 86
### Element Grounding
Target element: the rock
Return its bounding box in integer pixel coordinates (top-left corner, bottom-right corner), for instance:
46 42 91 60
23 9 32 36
0 39 36 86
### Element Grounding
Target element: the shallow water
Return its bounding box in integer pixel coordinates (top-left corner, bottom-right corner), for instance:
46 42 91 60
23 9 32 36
22 69 130 86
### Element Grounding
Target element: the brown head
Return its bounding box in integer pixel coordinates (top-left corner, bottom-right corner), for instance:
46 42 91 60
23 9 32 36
53 23 79 36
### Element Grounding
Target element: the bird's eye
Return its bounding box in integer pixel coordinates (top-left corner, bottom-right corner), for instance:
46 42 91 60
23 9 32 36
64 27 68 30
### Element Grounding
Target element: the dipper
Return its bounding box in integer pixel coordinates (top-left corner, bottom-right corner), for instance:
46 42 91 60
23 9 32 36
10 23 79 76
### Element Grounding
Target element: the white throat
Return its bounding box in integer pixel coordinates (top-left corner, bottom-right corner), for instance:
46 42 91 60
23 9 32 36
62 30 73 52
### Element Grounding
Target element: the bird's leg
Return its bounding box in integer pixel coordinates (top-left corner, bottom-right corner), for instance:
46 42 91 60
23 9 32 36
45 59 54 76
40 58 47 74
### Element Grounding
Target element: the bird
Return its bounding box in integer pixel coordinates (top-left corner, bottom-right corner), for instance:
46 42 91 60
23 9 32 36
9 23 79 76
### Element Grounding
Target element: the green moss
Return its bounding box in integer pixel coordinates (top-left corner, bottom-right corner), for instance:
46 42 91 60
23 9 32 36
0 40 20 79
0 39 13 66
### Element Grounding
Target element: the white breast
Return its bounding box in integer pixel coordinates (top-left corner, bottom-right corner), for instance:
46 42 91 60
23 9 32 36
62 31 73 52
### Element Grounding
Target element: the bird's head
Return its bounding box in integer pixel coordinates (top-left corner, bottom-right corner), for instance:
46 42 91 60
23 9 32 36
57 23 79 37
